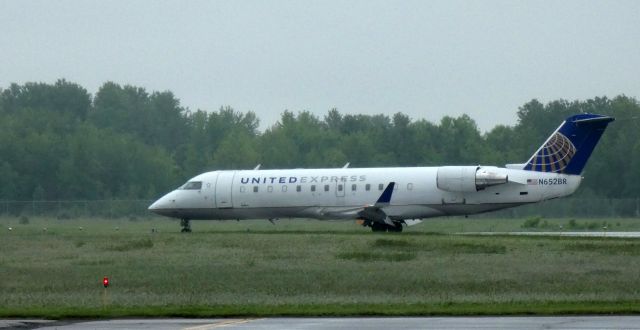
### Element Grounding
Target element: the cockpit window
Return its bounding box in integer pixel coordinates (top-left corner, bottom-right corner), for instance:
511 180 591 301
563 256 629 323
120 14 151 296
181 181 202 190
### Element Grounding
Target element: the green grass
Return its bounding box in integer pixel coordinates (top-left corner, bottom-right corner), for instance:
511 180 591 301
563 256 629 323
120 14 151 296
106 238 154 252
1 216 640 317
335 251 417 262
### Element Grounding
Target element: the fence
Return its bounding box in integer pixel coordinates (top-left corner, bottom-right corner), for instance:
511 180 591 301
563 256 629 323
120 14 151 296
479 197 640 218
0 198 638 219
0 200 154 218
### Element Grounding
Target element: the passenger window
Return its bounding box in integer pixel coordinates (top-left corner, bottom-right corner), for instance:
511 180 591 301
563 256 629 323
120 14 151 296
365 184 371 191
324 185 329 192
378 184 384 191
181 181 202 190
253 186 259 193
268 186 273 193
240 186 246 193
338 184 343 191
282 186 287 192
311 185 316 192
407 183 413 190
296 185 301 192
352 184 357 191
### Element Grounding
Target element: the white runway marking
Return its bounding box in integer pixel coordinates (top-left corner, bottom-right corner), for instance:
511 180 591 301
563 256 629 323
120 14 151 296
183 318 259 330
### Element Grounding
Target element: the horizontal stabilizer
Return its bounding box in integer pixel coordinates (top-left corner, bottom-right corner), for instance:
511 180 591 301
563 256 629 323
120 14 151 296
506 163 526 170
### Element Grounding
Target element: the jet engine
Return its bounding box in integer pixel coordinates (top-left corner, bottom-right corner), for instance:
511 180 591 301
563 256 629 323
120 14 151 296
436 166 508 192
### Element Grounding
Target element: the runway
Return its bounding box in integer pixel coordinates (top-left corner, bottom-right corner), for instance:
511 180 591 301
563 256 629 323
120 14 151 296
461 231 640 238
5 316 640 329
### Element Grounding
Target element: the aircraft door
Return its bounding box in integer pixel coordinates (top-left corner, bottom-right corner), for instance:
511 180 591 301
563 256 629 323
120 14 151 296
215 171 235 208
203 172 218 204
335 181 346 197
335 180 346 206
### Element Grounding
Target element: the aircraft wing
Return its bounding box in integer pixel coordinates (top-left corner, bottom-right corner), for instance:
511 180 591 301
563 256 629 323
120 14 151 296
357 182 396 226
312 182 396 226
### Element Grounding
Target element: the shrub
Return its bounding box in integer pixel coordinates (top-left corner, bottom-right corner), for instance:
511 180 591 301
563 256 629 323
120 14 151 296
108 239 154 252
521 216 542 228
19 216 29 225
336 251 416 262
371 239 411 248
451 243 507 254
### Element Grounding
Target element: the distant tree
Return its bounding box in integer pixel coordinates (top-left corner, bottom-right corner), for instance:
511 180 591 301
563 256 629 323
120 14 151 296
325 108 343 132
0 79 91 119
1 79 639 203
32 185 45 201
410 119 442 166
212 130 259 169
435 114 484 164
147 91 188 150
259 127 300 168
0 162 18 199
484 125 519 165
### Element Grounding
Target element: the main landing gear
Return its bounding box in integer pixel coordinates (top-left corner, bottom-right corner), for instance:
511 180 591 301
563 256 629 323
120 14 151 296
369 221 403 233
180 218 192 233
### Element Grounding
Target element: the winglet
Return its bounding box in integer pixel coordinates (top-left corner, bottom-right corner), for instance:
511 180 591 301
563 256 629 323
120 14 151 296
375 182 395 206
253 164 261 170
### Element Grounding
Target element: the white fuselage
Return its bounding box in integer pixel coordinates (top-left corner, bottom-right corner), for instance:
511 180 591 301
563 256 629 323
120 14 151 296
148 166 581 221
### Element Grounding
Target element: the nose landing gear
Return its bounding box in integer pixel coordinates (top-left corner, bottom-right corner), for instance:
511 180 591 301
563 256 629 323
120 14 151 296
368 221 403 232
180 218 192 233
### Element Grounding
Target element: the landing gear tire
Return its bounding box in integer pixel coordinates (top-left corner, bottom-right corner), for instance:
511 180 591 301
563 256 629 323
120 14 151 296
369 222 403 233
371 222 387 232
388 222 403 233
180 218 192 233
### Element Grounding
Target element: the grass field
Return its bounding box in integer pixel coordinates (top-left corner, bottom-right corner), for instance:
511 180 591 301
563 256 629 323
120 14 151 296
1 215 640 317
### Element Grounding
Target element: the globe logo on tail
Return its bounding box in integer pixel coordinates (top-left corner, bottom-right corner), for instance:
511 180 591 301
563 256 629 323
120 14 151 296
527 132 576 173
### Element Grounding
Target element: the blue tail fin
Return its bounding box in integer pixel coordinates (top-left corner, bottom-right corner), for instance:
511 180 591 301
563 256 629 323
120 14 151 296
523 114 614 175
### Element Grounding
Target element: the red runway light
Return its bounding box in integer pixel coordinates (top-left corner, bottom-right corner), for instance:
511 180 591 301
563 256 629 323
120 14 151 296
103 277 109 288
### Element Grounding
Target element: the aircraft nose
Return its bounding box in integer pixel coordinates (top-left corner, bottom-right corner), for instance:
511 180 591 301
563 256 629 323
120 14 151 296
148 194 173 214
148 199 161 212
148 191 180 217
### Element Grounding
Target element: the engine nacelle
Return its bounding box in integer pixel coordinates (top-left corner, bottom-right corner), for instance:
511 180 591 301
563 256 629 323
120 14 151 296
436 166 508 192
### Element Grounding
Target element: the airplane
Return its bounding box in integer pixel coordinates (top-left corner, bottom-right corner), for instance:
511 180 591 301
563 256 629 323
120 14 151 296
149 113 614 232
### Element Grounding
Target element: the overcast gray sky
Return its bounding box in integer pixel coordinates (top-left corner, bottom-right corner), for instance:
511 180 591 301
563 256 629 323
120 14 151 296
1 0 639 131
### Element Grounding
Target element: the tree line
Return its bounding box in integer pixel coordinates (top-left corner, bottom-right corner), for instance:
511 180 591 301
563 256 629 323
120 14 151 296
0 79 638 201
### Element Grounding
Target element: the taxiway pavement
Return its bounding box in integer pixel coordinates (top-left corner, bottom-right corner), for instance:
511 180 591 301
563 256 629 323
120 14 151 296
5 316 640 329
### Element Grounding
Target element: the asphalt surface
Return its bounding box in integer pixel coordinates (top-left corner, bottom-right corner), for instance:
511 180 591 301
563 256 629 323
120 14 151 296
462 231 640 238
4 317 640 329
